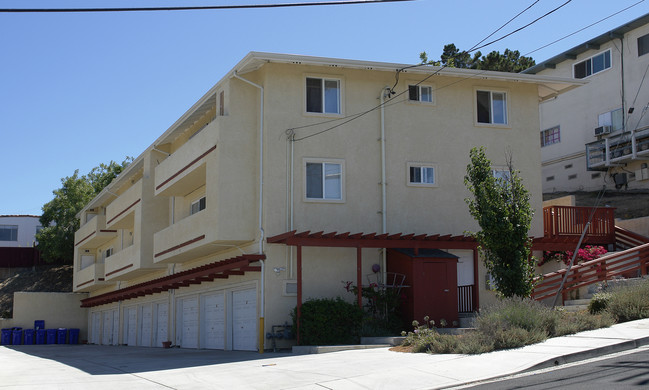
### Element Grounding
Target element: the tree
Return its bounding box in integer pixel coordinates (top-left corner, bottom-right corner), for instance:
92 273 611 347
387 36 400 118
464 147 536 298
420 44 535 73
36 158 132 263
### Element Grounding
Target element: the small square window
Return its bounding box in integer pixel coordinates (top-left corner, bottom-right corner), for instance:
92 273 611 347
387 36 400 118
598 108 624 132
407 163 437 187
408 85 433 103
306 77 341 114
305 159 344 201
476 90 507 125
638 33 649 57
541 126 561 147
190 196 206 215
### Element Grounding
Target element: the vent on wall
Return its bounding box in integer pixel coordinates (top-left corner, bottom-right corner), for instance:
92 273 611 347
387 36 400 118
568 174 577 180
564 164 573 169
546 176 555 181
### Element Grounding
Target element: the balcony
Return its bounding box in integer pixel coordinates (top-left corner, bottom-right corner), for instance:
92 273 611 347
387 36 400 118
154 123 218 197
586 126 649 170
75 214 117 250
106 179 142 229
103 242 153 281
542 205 616 246
74 262 108 292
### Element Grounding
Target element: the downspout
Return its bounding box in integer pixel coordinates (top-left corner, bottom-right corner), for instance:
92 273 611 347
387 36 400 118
379 86 390 283
233 71 265 353
619 35 626 130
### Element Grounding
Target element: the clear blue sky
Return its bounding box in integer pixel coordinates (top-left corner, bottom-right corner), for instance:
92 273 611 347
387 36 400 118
0 0 646 215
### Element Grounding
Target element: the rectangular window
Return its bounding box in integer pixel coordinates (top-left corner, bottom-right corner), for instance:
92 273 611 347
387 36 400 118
0 225 18 241
305 160 343 201
540 126 561 147
105 248 113 259
408 85 433 103
407 163 437 187
639 33 649 57
306 77 340 114
574 50 611 79
219 91 225 116
190 197 206 215
598 108 624 131
492 168 511 181
477 90 507 125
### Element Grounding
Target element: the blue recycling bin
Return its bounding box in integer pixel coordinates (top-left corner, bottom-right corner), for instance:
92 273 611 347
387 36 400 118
36 329 46 344
34 320 45 330
68 328 80 345
1 329 11 345
12 329 22 345
46 329 57 344
56 328 67 344
24 329 35 345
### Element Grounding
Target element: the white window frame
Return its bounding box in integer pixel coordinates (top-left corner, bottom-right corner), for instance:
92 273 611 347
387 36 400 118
305 75 343 116
190 196 206 215
407 162 438 187
0 225 18 241
598 108 624 132
303 158 345 203
540 126 561 147
408 84 434 104
492 167 511 182
573 49 611 79
475 88 509 126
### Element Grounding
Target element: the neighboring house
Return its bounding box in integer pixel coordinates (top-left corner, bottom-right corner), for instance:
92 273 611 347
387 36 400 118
72 52 579 350
524 13 649 193
0 215 41 248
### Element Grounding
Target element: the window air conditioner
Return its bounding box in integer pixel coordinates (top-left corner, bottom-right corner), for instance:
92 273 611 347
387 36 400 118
594 125 611 136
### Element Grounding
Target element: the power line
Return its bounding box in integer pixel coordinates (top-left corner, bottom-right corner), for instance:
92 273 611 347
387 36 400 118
467 0 541 52
0 0 413 13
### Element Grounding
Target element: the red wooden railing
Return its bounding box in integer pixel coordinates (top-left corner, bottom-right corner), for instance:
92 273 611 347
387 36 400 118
615 226 649 249
543 206 616 245
457 284 474 313
532 242 649 304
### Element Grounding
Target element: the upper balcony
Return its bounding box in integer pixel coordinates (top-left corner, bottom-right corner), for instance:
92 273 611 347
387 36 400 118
74 261 109 292
540 205 616 247
154 123 218 197
75 214 117 250
106 179 143 229
102 242 159 281
586 126 649 171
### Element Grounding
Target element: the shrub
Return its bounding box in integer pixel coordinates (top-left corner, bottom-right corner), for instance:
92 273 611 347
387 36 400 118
606 279 649 322
588 292 611 314
554 310 614 336
291 297 363 345
475 297 558 337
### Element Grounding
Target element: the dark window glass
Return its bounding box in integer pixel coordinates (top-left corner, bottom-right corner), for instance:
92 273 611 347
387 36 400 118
306 163 323 198
409 166 420 183
408 85 419 101
476 91 491 123
638 33 649 56
306 78 322 113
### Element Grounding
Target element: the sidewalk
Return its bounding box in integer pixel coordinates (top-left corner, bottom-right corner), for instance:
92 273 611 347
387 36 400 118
1 318 648 390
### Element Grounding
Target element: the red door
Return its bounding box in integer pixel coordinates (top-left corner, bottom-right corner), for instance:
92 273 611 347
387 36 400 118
416 261 458 326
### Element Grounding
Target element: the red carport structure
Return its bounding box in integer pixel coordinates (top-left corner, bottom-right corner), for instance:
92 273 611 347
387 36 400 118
266 230 478 343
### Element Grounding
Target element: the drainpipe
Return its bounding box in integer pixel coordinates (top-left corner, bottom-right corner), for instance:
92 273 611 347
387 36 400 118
233 71 265 353
379 86 390 283
619 35 626 130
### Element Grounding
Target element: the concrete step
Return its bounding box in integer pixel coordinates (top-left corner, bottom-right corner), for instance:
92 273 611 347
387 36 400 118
562 304 588 312
564 299 592 306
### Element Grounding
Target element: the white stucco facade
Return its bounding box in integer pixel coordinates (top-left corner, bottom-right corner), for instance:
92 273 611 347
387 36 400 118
0 215 41 248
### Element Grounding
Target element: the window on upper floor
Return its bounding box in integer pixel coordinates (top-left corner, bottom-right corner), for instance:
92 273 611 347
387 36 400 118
541 126 561 147
304 159 344 201
219 90 225 116
407 163 437 187
306 77 341 114
598 108 624 132
574 50 611 79
408 85 433 103
638 33 649 57
0 225 18 241
476 90 507 125
190 196 206 215
492 167 511 182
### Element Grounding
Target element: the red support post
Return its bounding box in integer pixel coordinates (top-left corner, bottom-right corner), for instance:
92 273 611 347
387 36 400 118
472 246 480 311
296 245 302 345
357 247 362 309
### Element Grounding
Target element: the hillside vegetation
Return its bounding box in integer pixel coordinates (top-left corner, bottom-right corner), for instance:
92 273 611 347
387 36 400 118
0 265 72 318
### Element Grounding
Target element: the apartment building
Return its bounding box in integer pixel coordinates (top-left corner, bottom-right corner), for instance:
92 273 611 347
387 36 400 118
0 215 41 248
73 52 580 350
524 13 649 193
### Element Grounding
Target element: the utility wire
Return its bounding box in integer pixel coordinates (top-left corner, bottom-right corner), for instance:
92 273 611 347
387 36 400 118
0 0 413 13
467 0 541 52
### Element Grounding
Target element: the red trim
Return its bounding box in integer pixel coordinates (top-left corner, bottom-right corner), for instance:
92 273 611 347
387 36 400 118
76 279 94 288
156 145 216 191
107 199 141 225
155 235 206 258
356 247 362 308
99 230 117 233
105 263 133 277
75 231 96 247
80 254 265 308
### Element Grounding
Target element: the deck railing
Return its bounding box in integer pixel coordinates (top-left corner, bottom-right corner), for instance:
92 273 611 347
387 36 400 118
458 284 474 313
543 206 615 245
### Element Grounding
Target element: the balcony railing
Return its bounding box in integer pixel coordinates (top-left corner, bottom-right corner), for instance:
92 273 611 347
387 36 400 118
586 126 649 170
457 285 474 313
104 243 140 280
74 262 106 292
543 206 616 245
106 179 142 229
74 214 117 250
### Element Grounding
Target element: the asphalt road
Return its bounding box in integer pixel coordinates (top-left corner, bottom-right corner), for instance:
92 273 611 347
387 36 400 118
464 347 649 390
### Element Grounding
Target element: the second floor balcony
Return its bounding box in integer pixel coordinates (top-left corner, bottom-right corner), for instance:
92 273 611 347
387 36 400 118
74 214 117 250
586 126 649 171
74 260 108 292
106 179 143 229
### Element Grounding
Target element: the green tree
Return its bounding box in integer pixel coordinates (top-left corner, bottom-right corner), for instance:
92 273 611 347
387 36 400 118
464 147 535 298
420 44 534 73
36 158 132 263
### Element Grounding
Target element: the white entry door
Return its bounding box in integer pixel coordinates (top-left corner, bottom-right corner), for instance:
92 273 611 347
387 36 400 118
153 302 168 348
232 288 257 351
178 296 199 348
201 292 225 349
91 312 101 345
138 304 153 347
102 311 113 345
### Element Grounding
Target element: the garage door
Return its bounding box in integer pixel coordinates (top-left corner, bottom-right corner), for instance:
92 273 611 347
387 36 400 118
178 296 199 348
102 311 113 345
201 292 225 349
138 304 153 347
153 302 168 348
112 309 119 345
232 288 257 351
91 312 101 345
125 307 137 346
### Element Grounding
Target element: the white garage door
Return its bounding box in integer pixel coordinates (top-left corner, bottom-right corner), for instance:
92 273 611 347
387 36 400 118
138 304 153 347
201 292 225 349
232 288 257 351
125 307 137 346
91 312 101 345
102 311 113 345
178 296 199 348
153 302 168 348
112 309 119 345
